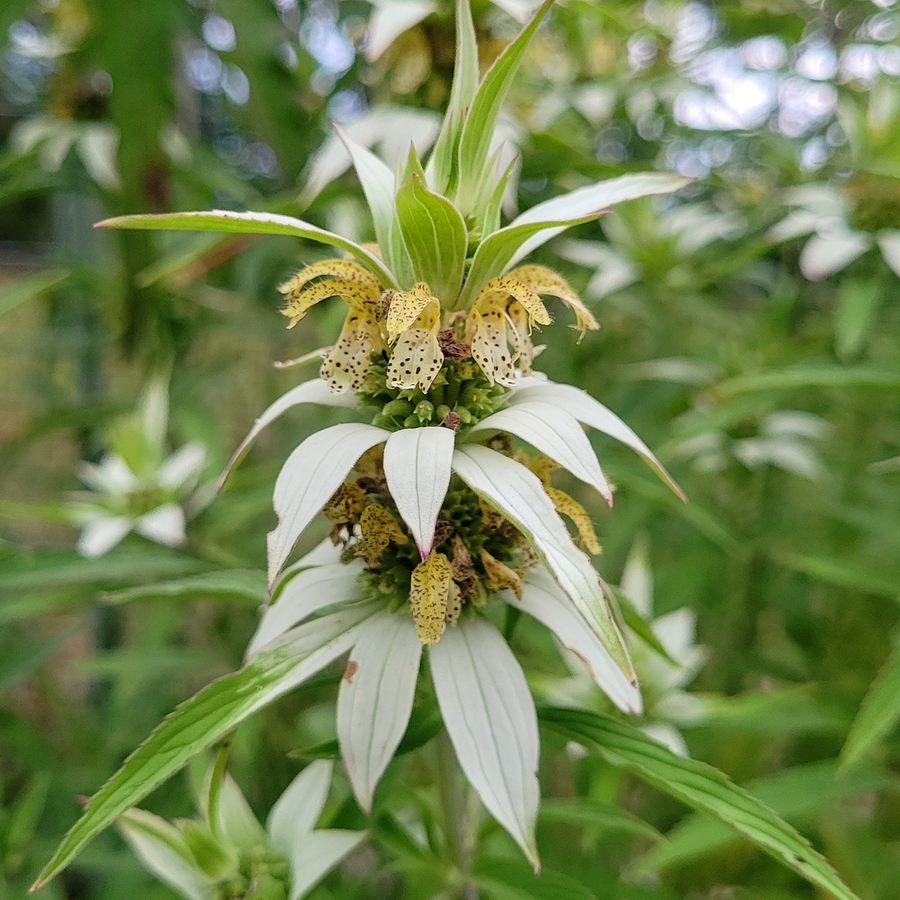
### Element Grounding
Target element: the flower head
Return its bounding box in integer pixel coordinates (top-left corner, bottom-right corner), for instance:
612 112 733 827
95 0 689 875
69 381 208 557
117 759 364 900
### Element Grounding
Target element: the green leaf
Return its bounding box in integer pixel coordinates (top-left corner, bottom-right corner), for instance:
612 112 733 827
613 590 678 666
772 550 900 600
32 603 379 889
395 173 468 303
716 365 900 397
101 570 267 605
633 761 898 874
455 0 555 210
0 269 68 317
336 126 410 280
539 797 664 842
540 706 863 900
841 632 900 768
471 857 598 900
425 0 479 194
835 278 880 360
0 628 76 694
697 687 846 736
0 549 203 599
96 210 398 288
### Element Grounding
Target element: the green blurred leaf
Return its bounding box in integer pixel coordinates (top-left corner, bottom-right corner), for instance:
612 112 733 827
0 550 203 600
101 570 267 605
696 687 847 736
841 633 900 769
0 270 68 317
472 857 598 900
773 550 900 600
539 797 663 842
540 706 862 900
716 366 900 397
834 278 880 360
0 629 75 695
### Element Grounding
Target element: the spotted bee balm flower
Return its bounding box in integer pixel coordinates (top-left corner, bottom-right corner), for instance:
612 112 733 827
70 0 688 880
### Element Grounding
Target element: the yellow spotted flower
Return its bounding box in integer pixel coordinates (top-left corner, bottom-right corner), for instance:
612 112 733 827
279 259 386 392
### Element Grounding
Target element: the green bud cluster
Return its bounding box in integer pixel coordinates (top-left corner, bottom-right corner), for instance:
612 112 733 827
358 353 505 432
124 485 170 517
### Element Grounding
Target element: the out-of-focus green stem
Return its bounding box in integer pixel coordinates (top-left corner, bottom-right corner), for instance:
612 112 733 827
435 732 478 900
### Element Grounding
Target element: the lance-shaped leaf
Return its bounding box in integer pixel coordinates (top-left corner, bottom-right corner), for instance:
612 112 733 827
395 174 468 303
425 0 478 193
541 707 863 900
289 830 368 900
96 210 398 288
337 612 422 812
33 603 380 890
430 617 540 869
455 0 555 209
508 567 641 714
247 563 365 657
383 426 455 559
510 379 685 501
468 401 612 505
505 172 691 269
452 444 634 682
336 127 411 280
456 214 599 309
841 634 900 769
267 424 389 586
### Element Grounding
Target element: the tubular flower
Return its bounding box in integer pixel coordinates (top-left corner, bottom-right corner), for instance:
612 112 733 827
466 274 552 385
385 283 445 391
279 260 386 392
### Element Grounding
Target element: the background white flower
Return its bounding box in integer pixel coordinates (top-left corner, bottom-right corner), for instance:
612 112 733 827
69 381 208 557
118 759 365 900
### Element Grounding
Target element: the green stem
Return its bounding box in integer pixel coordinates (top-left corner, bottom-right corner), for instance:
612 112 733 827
435 733 478 900
206 734 234 838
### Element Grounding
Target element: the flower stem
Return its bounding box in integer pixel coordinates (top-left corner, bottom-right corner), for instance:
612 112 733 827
435 732 478 900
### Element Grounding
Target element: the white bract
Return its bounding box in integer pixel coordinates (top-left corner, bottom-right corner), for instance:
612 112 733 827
118 759 365 900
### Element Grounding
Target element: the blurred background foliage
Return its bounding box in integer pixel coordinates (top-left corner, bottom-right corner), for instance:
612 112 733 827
1 0 899 898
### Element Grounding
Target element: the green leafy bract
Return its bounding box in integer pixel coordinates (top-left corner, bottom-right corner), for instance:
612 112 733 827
454 0 555 212
395 174 468 304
